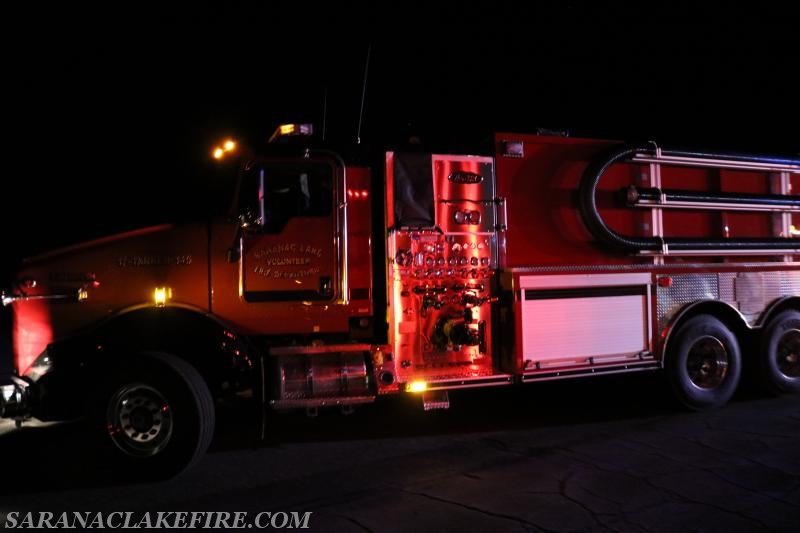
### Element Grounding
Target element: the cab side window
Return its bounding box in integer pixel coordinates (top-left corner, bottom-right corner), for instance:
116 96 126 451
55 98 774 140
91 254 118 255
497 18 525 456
240 162 333 233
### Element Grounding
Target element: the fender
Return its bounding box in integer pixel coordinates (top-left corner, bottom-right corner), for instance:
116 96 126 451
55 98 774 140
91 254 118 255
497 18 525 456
754 296 800 329
659 299 750 367
34 304 258 421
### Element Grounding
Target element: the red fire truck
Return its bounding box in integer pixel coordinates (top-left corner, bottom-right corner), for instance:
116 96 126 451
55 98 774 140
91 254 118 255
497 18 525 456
2 124 799 477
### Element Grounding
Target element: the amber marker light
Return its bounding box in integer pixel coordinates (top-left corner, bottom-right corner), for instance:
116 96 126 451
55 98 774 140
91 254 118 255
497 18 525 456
153 287 172 307
407 380 428 393
212 138 237 160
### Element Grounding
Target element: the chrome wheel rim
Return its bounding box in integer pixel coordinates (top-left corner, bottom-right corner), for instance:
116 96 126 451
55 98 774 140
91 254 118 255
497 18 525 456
106 383 173 457
775 328 800 379
686 335 728 389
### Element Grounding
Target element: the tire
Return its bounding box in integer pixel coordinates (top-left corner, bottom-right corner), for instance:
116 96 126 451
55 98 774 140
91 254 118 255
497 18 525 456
759 310 800 395
666 315 742 410
94 351 215 480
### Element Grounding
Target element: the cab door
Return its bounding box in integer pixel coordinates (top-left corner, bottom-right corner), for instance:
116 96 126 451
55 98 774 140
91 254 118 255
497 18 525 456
239 158 338 304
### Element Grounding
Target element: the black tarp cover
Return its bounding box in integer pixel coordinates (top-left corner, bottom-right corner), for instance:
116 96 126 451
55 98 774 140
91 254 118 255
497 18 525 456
392 152 434 228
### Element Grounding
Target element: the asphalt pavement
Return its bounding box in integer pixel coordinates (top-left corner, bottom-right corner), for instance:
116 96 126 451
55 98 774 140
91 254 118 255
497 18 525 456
1 374 798 532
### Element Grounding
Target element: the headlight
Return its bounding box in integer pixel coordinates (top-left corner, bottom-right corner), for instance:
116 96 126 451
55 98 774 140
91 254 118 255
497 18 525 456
23 350 53 381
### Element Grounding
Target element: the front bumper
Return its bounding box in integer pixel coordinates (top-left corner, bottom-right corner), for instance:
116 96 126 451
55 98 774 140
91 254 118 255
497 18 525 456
0 374 31 421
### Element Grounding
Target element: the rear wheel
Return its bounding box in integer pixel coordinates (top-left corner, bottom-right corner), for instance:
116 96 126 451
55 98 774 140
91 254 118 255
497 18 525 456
666 315 742 410
759 310 800 395
95 351 215 480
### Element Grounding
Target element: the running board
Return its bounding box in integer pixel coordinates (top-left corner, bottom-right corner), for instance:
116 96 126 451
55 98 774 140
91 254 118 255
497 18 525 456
270 395 375 410
521 361 660 382
404 374 513 392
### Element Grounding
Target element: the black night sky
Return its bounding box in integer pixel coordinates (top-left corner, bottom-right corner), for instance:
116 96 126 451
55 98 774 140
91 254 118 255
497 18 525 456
2 3 798 285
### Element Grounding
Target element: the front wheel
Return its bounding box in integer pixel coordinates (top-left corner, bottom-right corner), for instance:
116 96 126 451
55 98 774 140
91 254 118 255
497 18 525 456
95 351 215 480
666 315 742 410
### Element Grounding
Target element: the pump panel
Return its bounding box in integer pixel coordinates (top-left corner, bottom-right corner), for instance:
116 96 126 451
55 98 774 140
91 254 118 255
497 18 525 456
387 152 501 386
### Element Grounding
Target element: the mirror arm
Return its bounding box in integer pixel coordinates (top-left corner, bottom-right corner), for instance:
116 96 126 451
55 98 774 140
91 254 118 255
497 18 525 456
227 217 245 263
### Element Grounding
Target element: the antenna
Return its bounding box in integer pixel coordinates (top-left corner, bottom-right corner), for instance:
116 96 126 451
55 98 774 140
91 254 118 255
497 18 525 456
356 43 371 145
322 87 328 143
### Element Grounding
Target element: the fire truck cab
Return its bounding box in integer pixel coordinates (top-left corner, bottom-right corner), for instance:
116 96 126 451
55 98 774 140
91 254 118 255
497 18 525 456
2 124 799 478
